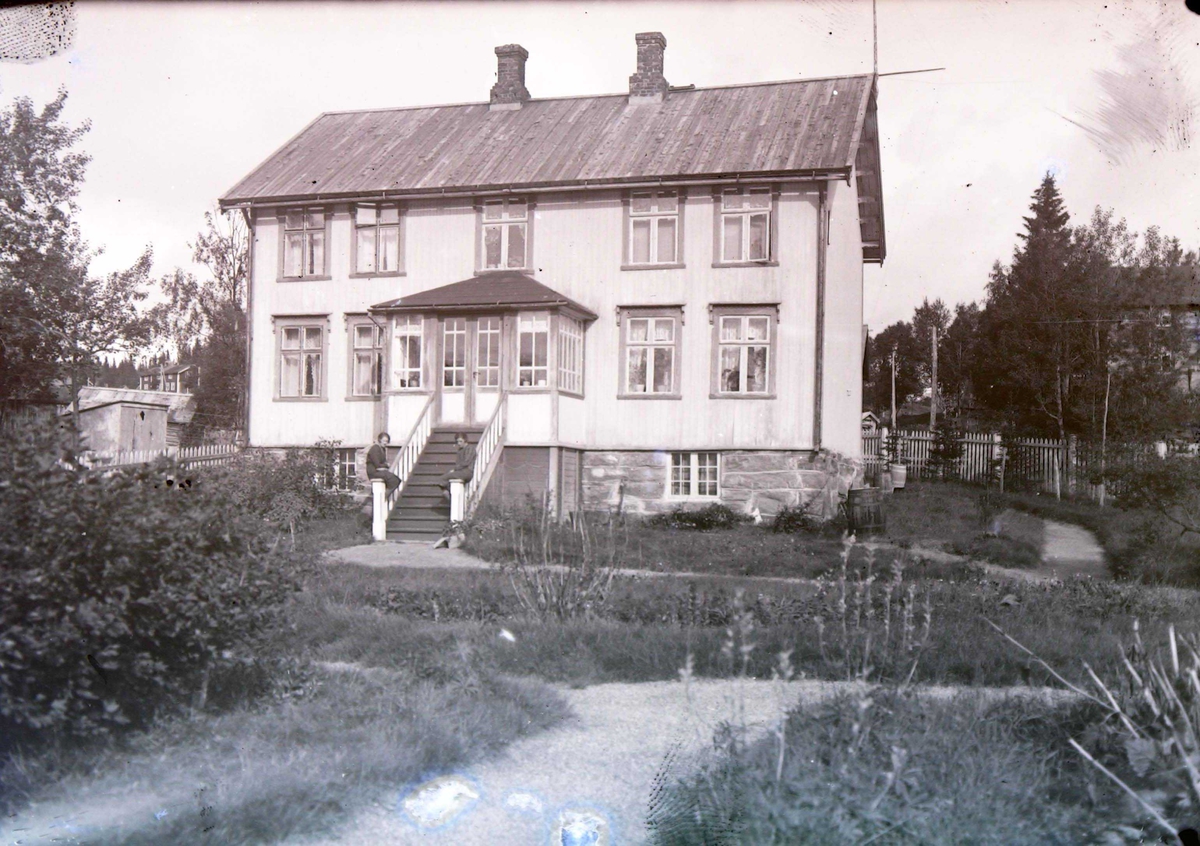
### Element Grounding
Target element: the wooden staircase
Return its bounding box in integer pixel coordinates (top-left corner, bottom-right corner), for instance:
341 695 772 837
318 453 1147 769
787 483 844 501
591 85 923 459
386 427 483 541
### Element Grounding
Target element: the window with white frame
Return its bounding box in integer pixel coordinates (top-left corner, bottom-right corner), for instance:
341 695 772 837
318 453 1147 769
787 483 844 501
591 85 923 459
322 447 358 491
481 198 528 270
627 191 679 265
443 318 467 388
517 312 549 387
394 315 423 389
558 316 584 394
282 208 327 278
476 316 502 388
350 320 386 397
354 205 402 274
621 309 680 396
718 187 772 263
714 311 774 395
278 321 325 398
670 452 719 498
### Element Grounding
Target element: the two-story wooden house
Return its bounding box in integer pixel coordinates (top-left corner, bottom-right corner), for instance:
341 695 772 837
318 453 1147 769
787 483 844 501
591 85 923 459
220 33 886 539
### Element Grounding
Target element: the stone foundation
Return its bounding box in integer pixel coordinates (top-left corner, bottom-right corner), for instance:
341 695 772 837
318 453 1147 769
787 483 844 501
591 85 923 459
581 450 863 519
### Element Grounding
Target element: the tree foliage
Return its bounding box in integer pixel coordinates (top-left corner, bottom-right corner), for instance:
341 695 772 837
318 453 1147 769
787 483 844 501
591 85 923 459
150 209 248 435
0 90 152 425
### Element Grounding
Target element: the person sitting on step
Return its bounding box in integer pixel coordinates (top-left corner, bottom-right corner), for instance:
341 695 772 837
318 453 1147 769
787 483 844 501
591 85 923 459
438 433 477 501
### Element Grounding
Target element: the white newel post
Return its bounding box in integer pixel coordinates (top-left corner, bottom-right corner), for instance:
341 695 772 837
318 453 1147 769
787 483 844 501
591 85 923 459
449 479 465 523
372 479 387 542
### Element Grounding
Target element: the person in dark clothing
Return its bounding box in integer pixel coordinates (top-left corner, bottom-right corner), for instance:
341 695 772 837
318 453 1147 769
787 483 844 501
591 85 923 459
438 434 476 500
366 432 400 495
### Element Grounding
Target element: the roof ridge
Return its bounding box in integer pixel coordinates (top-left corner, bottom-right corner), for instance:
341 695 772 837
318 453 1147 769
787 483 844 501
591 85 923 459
315 73 873 118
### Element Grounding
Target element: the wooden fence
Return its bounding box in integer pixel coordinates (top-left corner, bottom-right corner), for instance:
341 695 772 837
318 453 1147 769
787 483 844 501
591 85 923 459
861 428 1169 502
84 443 240 469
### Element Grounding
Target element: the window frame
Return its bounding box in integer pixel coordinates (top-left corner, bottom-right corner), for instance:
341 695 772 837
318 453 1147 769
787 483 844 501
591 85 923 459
514 311 551 391
709 304 780 400
617 306 684 400
391 314 426 392
350 204 406 278
622 189 685 270
711 186 780 267
442 317 469 390
667 451 721 500
476 197 533 273
557 315 585 397
345 314 388 401
321 447 360 491
278 207 331 281
273 315 330 402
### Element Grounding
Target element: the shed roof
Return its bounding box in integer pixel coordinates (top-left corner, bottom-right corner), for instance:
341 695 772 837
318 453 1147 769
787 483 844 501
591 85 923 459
221 75 875 202
65 387 197 425
371 271 597 320
137 363 194 377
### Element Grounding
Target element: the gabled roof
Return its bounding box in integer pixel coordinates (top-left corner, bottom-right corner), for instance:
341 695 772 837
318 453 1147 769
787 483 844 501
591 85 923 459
64 386 197 425
220 75 875 203
137 363 194 377
370 271 597 320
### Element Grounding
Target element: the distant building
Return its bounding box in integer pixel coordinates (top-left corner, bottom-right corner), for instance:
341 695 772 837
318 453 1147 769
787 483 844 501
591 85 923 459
62 386 197 452
137 363 198 394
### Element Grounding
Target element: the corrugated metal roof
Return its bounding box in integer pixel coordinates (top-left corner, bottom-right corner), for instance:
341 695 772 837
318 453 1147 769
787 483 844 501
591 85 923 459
221 76 874 203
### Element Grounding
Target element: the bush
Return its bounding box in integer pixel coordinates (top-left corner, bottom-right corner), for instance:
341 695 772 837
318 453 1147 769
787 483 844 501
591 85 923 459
0 425 303 745
646 503 751 531
201 444 353 539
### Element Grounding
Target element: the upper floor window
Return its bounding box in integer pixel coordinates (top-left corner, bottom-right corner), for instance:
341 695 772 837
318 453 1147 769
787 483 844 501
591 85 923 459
626 190 680 267
619 307 681 398
717 187 773 264
517 312 549 388
393 315 423 389
282 208 327 279
481 198 528 270
348 318 386 398
558 316 584 395
354 205 403 275
711 306 778 398
276 317 327 400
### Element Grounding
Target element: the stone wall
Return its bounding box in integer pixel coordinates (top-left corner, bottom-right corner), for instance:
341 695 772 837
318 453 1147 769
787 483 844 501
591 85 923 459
581 449 863 519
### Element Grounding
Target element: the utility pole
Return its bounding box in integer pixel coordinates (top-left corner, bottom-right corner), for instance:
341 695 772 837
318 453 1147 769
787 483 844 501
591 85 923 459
930 325 938 431
890 348 897 429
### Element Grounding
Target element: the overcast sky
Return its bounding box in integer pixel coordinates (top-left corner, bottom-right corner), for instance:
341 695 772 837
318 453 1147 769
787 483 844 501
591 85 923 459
4 0 1199 331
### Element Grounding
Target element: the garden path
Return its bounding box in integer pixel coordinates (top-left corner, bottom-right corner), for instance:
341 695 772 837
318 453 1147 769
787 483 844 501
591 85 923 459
1037 519 1108 581
292 678 1072 846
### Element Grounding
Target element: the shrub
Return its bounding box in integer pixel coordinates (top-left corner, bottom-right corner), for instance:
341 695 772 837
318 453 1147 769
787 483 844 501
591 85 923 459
646 503 750 531
0 425 302 744
201 444 353 540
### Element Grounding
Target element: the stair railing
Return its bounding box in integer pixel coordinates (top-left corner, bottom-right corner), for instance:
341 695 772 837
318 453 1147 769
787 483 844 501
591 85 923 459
372 395 435 541
458 393 507 522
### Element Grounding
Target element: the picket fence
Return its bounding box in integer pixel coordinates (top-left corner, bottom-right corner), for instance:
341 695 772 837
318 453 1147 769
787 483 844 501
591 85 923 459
861 428 1167 502
84 443 240 469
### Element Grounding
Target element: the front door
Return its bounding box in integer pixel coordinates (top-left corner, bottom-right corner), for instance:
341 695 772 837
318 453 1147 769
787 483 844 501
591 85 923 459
439 315 502 426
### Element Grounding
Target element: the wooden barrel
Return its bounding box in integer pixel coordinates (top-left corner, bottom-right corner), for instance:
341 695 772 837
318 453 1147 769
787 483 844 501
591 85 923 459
846 487 886 537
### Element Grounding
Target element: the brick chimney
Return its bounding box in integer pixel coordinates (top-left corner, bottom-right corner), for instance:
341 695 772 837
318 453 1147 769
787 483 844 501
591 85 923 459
490 44 530 110
629 32 668 102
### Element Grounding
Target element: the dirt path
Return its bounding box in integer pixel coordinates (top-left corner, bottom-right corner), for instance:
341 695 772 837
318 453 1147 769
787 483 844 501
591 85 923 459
291 678 1072 846
1037 519 1108 580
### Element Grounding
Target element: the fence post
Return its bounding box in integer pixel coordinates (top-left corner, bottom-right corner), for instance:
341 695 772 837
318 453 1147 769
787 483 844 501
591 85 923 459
371 479 387 542
1067 434 1078 499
